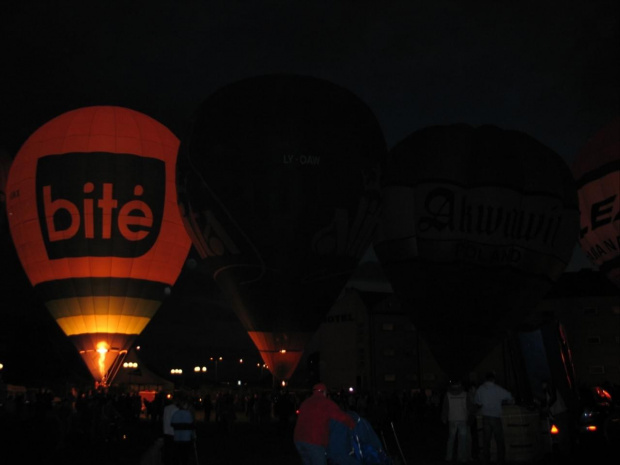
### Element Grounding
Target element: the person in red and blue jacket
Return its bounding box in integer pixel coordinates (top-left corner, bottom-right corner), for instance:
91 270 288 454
294 383 356 465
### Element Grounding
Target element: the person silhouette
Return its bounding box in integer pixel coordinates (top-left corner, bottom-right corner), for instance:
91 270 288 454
442 379 472 463
474 372 514 465
294 383 356 465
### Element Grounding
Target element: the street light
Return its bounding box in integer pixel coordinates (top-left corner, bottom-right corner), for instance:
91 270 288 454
170 368 183 388
123 362 139 387
257 363 268 384
210 357 222 383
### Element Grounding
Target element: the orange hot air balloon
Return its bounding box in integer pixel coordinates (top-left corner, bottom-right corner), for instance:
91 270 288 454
5 106 191 385
178 74 386 383
572 117 620 288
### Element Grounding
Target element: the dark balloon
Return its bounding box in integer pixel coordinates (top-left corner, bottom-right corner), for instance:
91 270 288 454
177 74 386 382
6 106 192 385
374 124 579 379
572 117 620 288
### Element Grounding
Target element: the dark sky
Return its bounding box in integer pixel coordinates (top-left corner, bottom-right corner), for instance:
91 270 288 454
1 1 618 384
2 1 618 156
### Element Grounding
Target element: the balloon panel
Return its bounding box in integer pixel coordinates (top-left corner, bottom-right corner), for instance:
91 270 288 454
6 106 191 382
375 124 579 377
178 74 386 379
573 118 620 288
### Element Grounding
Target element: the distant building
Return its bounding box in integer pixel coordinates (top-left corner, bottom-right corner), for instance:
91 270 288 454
309 263 619 392
532 269 619 388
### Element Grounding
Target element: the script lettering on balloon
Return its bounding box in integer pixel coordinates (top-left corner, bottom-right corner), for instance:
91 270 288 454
311 185 381 258
417 184 565 246
180 207 240 258
387 182 579 274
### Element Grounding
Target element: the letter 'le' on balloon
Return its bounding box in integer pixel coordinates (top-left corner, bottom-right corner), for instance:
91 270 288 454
5 106 192 385
572 117 620 288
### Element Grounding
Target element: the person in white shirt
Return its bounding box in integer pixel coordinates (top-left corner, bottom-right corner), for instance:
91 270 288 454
474 372 514 465
162 396 179 465
441 379 473 463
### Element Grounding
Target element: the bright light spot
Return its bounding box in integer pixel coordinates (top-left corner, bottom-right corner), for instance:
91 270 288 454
170 368 183 374
280 349 287 354
239 358 243 364
96 342 110 378
349 387 354 393
550 424 560 435
281 380 287 387
595 386 612 402
0 363 3 370
586 425 597 432
194 366 200 372
202 366 207 372
96 342 109 354
237 380 241 386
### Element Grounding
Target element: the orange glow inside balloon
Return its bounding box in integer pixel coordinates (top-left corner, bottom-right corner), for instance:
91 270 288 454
248 331 312 382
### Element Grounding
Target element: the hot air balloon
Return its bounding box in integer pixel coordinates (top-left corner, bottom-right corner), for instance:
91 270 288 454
572 117 620 288
177 74 385 383
5 106 192 385
374 124 579 379
0 149 12 236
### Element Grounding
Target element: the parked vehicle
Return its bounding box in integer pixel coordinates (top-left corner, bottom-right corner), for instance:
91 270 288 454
572 385 620 462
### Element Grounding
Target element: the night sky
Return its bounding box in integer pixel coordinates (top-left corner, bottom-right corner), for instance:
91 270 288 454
1 1 618 386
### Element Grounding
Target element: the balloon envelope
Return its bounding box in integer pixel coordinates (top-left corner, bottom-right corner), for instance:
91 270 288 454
374 124 579 379
6 106 191 384
178 74 386 381
572 117 620 288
